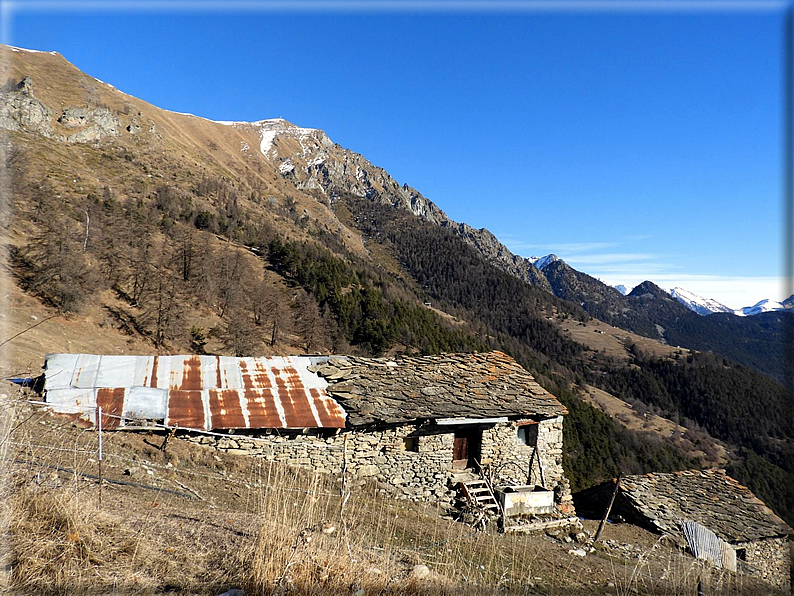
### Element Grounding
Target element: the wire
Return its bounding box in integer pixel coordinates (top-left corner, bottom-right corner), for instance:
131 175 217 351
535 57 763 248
22 399 342 450
0 315 58 348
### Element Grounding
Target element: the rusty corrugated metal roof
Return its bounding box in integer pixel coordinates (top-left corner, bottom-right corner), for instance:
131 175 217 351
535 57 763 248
43 354 346 431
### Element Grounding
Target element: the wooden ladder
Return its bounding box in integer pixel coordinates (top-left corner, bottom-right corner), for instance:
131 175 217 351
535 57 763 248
459 479 500 515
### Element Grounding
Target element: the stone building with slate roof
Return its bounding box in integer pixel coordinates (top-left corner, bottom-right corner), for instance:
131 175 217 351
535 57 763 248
575 469 792 590
185 351 575 513
41 351 574 514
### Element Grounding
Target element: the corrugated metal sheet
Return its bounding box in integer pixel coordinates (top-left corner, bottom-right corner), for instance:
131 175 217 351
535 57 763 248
681 520 737 571
43 354 346 431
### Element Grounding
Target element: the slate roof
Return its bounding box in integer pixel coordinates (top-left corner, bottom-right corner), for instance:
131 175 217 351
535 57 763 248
309 350 566 426
617 469 792 543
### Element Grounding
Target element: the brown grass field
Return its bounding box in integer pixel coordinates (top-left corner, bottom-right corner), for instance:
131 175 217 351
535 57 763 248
0 384 784 596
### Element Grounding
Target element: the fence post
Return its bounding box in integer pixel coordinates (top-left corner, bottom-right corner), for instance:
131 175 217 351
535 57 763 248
97 406 103 505
340 434 348 498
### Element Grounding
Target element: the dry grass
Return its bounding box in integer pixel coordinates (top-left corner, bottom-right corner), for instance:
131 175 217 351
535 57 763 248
10 485 153 594
1 395 787 596
0 390 17 592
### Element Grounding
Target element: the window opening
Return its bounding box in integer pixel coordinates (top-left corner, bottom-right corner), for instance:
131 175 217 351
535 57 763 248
517 423 539 446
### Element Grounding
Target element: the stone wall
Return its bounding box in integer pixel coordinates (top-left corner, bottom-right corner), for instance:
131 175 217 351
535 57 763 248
182 416 573 511
734 536 791 592
481 416 573 513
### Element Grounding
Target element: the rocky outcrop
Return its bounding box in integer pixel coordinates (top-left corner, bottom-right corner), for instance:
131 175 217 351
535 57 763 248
0 76 122 143
0 76 54 137
446 222 553 291
126 118 142 134
59 106 121 142
255 118 554 290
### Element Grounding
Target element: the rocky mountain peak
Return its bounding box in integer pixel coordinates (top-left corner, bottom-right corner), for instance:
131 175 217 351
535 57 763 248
532 254 562 271
628 281 671 300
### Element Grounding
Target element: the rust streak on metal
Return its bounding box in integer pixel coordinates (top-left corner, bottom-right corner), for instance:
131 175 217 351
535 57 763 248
215 355 222 389
272 366 316 427
59 412 93 429
168 390 205 430
251 359 272 388
179 356 203 391
240 360 280 428
246 390 283 427
240 360 252 389
149 356 158 388
309 388 345 428
96 387 125 430
208 389 246 429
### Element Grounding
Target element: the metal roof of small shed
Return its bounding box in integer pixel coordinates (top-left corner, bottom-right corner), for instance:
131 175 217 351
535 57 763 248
44 354 346 431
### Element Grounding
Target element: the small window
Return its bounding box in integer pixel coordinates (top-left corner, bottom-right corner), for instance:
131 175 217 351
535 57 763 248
735 548 747 561
517 424 538 446
403 437 419 452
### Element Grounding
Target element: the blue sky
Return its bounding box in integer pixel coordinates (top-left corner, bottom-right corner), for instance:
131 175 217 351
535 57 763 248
3 1 790 308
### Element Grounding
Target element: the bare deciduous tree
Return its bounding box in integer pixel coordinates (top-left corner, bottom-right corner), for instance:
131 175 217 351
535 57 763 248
294 291 325 353
16 204 96 312
137 248 184 349
220 302 263 356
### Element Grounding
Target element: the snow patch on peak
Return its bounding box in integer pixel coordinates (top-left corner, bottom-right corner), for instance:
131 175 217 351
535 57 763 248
738 298 786 317
212 118 329 159
6 45 58 55
669 287 733 316
614 284 630 296
530 254 561 270
309 154 326 167
250 119 328 159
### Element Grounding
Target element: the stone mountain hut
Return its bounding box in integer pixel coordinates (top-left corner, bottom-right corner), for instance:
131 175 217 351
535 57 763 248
41 351 574 514
575 469 792 591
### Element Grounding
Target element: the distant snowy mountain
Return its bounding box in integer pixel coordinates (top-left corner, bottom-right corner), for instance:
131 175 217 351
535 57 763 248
668 287 794 317
669 287 734 316
737 298 790 317
614 284 630 296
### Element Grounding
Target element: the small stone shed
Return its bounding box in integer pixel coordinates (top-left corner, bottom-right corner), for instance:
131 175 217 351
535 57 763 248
575 469 792 590
41 351 573 511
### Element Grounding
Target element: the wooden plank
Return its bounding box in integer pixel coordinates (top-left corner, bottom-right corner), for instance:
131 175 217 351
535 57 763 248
594 474 621 542
504 516 580 534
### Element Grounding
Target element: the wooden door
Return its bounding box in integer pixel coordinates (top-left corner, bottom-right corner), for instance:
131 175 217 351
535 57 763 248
452 433 468 469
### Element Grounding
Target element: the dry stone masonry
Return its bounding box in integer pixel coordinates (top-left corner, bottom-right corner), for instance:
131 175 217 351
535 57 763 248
579 469 792 591
183 415 571 509
185 351 574 513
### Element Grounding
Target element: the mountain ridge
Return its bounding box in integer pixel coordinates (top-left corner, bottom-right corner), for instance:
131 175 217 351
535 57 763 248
2 44 792 527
